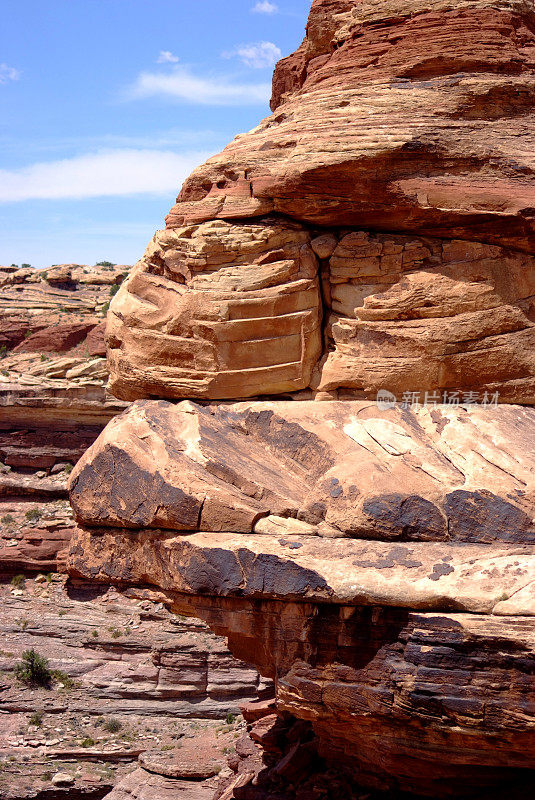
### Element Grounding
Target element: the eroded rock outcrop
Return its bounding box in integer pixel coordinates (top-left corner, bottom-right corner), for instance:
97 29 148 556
0 576 266 800
0 263 128 474
67 0 535 796
68 400 535 796
107 0 535 403
0 264 128 572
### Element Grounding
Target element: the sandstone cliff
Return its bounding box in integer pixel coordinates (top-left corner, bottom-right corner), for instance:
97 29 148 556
107 0 535 404
66 0 535 797
0 263 128 573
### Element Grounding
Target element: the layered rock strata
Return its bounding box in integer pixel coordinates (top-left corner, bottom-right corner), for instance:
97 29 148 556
0 576 266 800
0 263 127 572
107 0 535 403
0 263 127 473
68 0 535 796
68 400 535 795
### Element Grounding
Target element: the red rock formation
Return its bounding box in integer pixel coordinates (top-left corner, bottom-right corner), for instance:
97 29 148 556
107 0 535 403
0 577 268 800
67 399 535 796
65 0 535 797
0 264 127 573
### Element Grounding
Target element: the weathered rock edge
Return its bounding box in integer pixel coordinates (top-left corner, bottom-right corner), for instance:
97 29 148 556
67 399 535 795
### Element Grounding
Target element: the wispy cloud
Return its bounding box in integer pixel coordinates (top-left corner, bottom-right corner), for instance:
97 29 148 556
252 1 278 13
222 41 281 69
0 63 20 84
127 66 270 105
157 50 179 64
0 149 211 202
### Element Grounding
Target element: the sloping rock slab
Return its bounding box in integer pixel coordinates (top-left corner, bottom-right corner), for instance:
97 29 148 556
70 399 535 544
102 767 216 800
68 528 535 615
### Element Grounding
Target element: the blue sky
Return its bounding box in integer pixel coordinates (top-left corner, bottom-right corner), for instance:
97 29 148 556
0 0 309 267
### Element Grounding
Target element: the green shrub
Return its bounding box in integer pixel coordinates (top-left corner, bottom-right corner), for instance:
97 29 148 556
109 283 120 297
226 713 236 725
51 669 74 689
103 718 122 733
15 649 52 687
11 574 25 589
41 771 52 782
81 737 96 748
1 514 14 526
29 711 43 727
64 464 73 475
21 263 31 269
25 508 42 521
96 261 115 267
0 345 7 359
101 301 110 315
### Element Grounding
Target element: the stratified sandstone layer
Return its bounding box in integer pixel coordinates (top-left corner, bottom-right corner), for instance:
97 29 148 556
67 0 535 796
0 263 128 573
68 400 535 796
0 263 128 471
107 0 535 403
0 576 266 800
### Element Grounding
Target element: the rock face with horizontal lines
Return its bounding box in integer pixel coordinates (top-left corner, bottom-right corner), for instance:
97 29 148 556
68 399 535 796
107 0 535 403
68 0 535 797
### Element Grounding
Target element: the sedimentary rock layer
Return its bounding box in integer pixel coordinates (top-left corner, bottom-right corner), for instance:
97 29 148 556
0 262 128 472
107 219 322 400
107 0 535 402
68 400 535 795
70 399 535 547
0 577 266 800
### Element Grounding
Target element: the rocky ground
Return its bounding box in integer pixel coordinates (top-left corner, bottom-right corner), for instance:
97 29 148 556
0 574 269 800
0 459 271 800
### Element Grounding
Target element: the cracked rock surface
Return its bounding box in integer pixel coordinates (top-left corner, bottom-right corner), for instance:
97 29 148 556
66 0 535 796
68 400 535 795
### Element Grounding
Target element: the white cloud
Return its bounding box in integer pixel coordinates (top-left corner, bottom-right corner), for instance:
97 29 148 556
0 64 20 84
127 66 270 105
0 149 211 202
252 1 278 13
157 50 179 64
222 41 282 69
